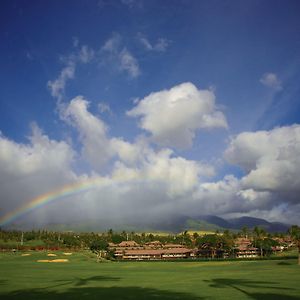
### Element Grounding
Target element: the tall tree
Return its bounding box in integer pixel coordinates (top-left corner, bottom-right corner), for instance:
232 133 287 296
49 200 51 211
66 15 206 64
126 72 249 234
90 239 108 262
196 234 227 259
241 226 249 238
288 225 300 265
253 226 266 257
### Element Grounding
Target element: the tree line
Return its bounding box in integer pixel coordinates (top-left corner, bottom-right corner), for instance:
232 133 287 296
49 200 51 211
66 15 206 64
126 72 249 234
0 225 299 264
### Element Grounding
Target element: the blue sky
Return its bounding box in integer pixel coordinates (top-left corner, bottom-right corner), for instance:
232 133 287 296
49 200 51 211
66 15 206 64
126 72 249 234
1 0 300 227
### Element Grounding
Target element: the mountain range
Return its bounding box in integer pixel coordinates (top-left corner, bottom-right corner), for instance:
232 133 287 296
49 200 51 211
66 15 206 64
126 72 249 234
7 215 291 233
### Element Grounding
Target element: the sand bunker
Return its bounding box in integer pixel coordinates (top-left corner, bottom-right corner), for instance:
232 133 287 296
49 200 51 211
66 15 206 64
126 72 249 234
37 260 51 262
63 252 73 256
47 253 57 257
51 259 69 262
21 253 31 256
37 259 69 263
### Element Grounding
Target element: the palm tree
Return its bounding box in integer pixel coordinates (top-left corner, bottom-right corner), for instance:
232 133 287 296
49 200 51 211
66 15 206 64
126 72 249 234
288 225 300 265
241 226 249 238
253 226 266 257
196 234 223 259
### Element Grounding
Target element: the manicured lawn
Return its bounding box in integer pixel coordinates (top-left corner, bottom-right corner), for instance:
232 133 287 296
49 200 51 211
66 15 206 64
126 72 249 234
0 251 299 299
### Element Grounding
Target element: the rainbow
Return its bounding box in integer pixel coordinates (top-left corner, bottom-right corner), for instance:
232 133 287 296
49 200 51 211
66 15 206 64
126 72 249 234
0 177 111 227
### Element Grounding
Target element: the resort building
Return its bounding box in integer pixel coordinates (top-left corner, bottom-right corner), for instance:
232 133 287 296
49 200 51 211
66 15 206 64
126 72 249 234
122 248 194 260
234 238 259 258
108 240 195 260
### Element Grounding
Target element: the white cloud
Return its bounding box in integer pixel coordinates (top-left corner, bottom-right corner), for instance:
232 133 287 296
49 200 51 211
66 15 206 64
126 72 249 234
260 72 282 90
190 174 275 219
63 96 148 170
127 82 228 148
192 175 241 214
63 96 113 171
142 149 214 196
5 64 300 227
111 148 214 197
137 33 170 52
237 188 269 202
0 124 75 178
2 119 300 226
98 102 112 114
225 124 300 203
47 59 76 101
47 44 95 102
49 35 139 101
101 33 121 53
0 124 77 216
61 96 215 196
154 38 169 52
78 45 95 63
101 33 140 78
119 48 140 78
111 137 145 165
0 101 220 226
138 35 152 50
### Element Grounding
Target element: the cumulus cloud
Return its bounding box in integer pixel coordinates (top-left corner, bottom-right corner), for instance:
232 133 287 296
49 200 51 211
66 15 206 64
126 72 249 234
174 124 300 222
63 96 113 171
61 96 211 196
260 72 282 90
112 147 214 197
137 33 170 52
111 137 146 165
0 88 227 227
4 65 300 227
0 124 77 218
127 82 228 148
2 119 300 227
62 96 143 169
225 124 300 204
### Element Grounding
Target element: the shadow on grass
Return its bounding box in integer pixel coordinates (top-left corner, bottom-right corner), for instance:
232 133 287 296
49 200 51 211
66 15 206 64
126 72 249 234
245 293 300 300
1 286 205 300
73 275 120 286
277 261 292 265
0 280 7 285
205 278 293 291
45 275 121 289
205 278 298 300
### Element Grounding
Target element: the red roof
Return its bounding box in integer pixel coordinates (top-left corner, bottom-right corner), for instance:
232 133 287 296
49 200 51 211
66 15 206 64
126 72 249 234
145 241 162 245
125 249 163 255
163 248 192 254
163 244 184 248
118 241 140 247
124 248 192 256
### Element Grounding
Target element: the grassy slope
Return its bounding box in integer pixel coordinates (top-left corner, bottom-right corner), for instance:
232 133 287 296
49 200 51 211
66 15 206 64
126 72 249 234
185 219 225 231
0 251 299 299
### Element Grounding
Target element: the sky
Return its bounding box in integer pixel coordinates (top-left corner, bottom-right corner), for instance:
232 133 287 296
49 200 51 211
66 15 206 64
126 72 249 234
1 0 300 228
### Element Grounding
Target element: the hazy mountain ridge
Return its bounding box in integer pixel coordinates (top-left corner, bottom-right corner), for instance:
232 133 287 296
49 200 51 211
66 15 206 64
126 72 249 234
5 215 291 233
184 215 290 233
